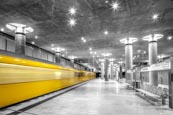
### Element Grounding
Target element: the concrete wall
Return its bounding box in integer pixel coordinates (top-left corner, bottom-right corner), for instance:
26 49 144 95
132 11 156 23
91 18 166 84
0 36 6 50
0 35 55 62
0 34 87 71
25 46 33 57
7 40 15 52
137 70 169 86
158 70 169 85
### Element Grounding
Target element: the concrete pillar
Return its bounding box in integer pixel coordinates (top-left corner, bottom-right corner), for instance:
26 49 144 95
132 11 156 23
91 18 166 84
15 31 26 55
169 57 173 108
120 37 138 84
71 58 75 68
55 52 61 64
100 60 105 80
104 59 109 81
143 34 163 86
110 60 114 80
125 44 133 83
119 64 122 79
149 41 158 86
6 23 33 55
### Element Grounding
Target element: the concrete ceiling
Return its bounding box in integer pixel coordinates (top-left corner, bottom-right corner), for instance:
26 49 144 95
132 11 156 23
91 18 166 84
0 0 173 62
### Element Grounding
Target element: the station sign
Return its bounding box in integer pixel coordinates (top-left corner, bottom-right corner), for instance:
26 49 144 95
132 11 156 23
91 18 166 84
141 61 170 72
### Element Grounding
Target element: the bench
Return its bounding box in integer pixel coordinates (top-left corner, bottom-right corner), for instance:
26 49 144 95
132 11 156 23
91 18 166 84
136 88 160 99
135 88 164 105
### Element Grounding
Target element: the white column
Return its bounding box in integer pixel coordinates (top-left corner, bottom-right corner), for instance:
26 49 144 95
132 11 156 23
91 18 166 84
120 37 138 84
143 34 163 86
55 52 61 64
125 44 133 83
109 60 114 80
6 23 33 55
100 60 105 80
149 41 158 86
104 59 109 81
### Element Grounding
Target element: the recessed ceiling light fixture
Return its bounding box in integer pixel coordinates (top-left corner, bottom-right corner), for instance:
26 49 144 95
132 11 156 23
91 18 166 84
51 44 54 47
167 36 172 40
143 51 146 54
81 37 87 42
68 7 77 16
105 0 109 3
104 30 108 35
35 35 38 39
68 18 76 27
83 39 86 43
152 13 159 21
89 47 92 51
31 41 35 45
0 28 4 32
137 49 141 53
111 1 120 11
81 37 85 41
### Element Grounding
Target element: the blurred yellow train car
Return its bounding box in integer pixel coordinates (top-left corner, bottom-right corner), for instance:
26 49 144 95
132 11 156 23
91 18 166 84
0 55 95 108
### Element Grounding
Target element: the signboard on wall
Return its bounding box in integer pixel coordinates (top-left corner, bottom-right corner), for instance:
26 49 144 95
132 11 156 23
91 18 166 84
141 61 170 72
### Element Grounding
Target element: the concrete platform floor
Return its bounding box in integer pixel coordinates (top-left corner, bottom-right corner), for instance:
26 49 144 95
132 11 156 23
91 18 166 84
1 79 173 115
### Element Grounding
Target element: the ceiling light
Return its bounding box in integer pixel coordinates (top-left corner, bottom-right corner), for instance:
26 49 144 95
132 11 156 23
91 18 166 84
157 54 166 59
83 39 86 43
81 37 85 41
102 53 112 57
109 58 115 61
137 50 141 53
120 37 138 44
105 0 109 3
111 1 120 11
35 35 38 39
51 44 54 47
52 47 65 52
69 55 77 60
0 28 4 32
104 30 108 35
31 41 35 45
68 7 77 16
152 14 159 20
89 47 92 51
6 23 34 33
68 18 76 27
167 36 172 40
81 37 87 42
143 34 163 42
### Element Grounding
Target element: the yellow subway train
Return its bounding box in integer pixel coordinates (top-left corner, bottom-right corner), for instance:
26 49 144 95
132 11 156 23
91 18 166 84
0 54 95 108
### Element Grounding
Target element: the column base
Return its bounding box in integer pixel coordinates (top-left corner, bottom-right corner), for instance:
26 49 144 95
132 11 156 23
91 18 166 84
126 73 133 85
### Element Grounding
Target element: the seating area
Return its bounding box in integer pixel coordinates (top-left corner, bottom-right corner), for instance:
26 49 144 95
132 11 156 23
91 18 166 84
141 84 169 96
135 84 169 105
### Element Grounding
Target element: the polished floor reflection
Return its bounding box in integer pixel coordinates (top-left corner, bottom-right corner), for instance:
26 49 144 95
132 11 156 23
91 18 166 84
1 79 173 115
